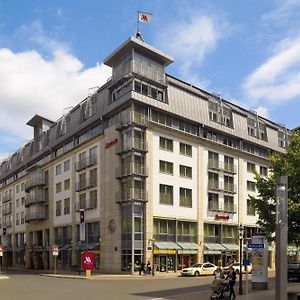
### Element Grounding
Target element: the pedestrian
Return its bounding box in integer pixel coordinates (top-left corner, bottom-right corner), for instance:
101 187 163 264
139 261 145 275
226 266 236 299
146 260 151 275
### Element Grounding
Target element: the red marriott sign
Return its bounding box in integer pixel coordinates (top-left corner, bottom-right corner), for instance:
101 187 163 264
82 251 95 270
105 138 118 149
215 215 229 221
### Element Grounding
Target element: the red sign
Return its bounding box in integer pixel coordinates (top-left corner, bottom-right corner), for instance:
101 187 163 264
82 251 95 270
105 138 118 149
52 244 59 256
215 215 230 221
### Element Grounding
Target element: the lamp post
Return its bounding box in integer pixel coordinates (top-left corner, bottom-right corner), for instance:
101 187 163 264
148 238 155 276
275 176 288 300
238 224 244 295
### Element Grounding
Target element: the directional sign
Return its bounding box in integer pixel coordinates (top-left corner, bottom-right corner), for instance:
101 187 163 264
248 243 264 249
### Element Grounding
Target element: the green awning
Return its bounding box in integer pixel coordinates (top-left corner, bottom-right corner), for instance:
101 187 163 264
204 250 221 255
222 243 239 251
154 242 181 250
177 242 199 250
205 243 227 251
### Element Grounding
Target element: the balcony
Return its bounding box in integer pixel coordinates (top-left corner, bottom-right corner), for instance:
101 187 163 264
76 155 97 171
2 193 12 203
116 188 148 203
208 160 237 174
75 177 97 192
25 175 45 192
208 180 222 191
223 183 237 194
116 138 148 154
116 111 149 130
208 201 223 211
223 203 237 213
25 191 47 207
25 207 46 223
116 163 148 178
2 206 12 215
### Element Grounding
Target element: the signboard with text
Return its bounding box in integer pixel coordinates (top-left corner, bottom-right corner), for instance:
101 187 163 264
52 245 59 256
0 245 3 257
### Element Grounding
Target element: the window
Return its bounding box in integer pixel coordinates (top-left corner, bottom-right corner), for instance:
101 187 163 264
224 176 235 193
16 213 19 225
21 197 25 206
56 200 62 216
224 156 235 173
159 137 173 151
208 151 219 169
64 179 70 190
21 183 25 191
64 160 70 172
159 184 173 205
89 190 97 209
56 182 62 193
247 181 256 192
180 143 192 157
260 166 268 176
180 188 192 208
16 199 20 207
159 160 173 175
56 164 62 175
79 172 86 190
247 162 256 173
208 172 219 189
180 165 192 178
64 198 70 215
89 168 97 187
21 212 24 224
79 193 86 209
152 111 172 127
224 195 235 213
208 193 219 210
247 199 256 216
16 185 20 194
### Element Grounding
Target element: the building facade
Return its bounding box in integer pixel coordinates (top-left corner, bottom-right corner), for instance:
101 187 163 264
0 37 289 272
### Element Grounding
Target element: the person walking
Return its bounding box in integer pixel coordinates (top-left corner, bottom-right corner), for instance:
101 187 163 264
139 261 145 275
226 266 236 299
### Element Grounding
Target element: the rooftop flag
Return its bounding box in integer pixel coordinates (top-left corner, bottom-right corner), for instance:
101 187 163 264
138 11 152 23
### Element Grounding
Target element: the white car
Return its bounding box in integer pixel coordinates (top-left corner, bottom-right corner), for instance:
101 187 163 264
223 262 252 274
181 262 218 277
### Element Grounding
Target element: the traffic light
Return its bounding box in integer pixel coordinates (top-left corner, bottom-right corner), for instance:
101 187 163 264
3 227 6 236
79 209 85 224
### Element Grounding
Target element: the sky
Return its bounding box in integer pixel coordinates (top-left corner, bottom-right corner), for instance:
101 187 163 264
1 0 300 161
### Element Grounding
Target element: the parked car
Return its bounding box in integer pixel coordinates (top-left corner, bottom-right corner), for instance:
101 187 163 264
223 262 252 274
288 262 300 281
181 262 218 277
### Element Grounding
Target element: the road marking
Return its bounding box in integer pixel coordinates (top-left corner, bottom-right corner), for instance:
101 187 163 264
0 276 9 280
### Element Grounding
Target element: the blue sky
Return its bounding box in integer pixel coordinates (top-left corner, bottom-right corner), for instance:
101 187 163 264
1 0 300 161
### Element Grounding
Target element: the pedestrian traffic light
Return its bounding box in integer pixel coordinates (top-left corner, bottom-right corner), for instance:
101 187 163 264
79 209 85 224
3 227 6 236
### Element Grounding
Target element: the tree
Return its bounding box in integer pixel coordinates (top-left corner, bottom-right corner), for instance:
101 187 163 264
250 132 300 246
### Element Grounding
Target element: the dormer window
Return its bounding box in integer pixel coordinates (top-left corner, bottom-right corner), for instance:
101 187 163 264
208 95 233 128
80 97 97 122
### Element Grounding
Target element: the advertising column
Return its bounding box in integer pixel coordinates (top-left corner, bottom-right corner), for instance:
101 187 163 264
251 234 268 290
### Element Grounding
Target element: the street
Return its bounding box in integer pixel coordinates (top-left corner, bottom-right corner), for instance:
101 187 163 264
1 270 299 300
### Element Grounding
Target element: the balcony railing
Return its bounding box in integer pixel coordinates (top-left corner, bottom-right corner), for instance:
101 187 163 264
116 163 148 178
116 188 148 203
25 175 45 192
116 138 148 154
153 234 175 242
208 160 237 174
208 201 222 211
25 208 46 223
208 181 222 191
75 177 97 192
116 111 149 130
2 206 13 215
2 193 12 203
25 191 47 207
223 203 237 213
75 155 97 171
223 183 237 194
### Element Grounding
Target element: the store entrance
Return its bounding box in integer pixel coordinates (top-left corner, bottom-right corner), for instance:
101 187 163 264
159 256 167 272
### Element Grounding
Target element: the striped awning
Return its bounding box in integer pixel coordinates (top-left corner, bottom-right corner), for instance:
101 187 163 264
154 242 181 250
222 243 239 251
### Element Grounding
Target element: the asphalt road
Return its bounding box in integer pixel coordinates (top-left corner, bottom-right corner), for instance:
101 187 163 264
0 270 281 300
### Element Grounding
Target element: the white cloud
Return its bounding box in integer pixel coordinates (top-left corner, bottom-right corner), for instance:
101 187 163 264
157 14 231 86
255 106 269 118
242 36 300 103
0 22 111 154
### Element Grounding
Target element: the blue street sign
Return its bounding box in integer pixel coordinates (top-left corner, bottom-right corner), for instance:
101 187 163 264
243 259 251 266
248 243 264 249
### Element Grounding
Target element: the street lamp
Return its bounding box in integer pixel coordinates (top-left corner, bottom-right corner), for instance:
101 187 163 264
238 224 244 295
148 238 155 276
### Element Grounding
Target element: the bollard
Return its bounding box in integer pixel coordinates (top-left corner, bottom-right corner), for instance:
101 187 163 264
85 269 91 278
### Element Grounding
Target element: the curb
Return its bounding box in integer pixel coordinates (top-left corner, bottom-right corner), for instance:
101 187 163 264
40 274 87 280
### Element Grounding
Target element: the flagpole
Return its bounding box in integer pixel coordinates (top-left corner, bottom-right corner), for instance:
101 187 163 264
136 11 140 36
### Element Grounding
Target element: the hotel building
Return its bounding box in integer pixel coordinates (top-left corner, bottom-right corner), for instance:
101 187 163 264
0 36 289 273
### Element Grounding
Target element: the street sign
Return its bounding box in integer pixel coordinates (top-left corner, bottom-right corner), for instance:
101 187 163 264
52 245 59 256
248 243 264 249
243 258 251 266
0 245 3 257
82 251 95 270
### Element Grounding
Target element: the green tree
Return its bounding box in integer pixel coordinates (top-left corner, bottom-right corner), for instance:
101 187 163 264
250 132 300 245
